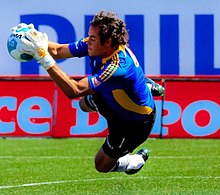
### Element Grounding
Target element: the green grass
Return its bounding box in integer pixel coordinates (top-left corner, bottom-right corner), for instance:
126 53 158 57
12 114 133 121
0 138 219 194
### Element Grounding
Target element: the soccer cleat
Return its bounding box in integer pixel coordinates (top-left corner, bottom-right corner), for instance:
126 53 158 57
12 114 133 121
125 148 150 175
146 77 165 96
151 83 165 97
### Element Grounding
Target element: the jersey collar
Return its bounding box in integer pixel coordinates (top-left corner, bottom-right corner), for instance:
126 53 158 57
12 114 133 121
101 44 125 64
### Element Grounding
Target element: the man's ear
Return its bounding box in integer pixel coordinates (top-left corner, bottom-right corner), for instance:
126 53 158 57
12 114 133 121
105 38 112 47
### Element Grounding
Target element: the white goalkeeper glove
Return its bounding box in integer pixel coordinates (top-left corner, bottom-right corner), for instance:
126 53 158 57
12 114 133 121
21 29 55 70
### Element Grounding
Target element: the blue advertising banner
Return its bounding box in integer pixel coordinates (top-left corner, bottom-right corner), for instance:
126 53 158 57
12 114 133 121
1 0 220 76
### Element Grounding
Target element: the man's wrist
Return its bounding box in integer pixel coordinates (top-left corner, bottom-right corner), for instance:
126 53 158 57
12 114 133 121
38 53 55 70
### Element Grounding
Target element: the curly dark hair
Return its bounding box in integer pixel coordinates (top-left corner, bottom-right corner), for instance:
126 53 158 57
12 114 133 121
90 10 129 48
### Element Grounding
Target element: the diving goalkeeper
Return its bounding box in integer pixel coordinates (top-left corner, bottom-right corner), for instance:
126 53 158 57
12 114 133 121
13 10 164 174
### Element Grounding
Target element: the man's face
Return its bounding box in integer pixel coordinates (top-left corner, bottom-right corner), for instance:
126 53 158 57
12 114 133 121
87 25 108 58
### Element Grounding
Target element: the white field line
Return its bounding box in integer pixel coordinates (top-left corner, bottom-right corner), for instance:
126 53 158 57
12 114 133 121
0 156 218 159
0 176 220 190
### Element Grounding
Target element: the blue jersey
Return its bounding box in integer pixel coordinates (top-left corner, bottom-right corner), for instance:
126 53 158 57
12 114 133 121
69 38 155 121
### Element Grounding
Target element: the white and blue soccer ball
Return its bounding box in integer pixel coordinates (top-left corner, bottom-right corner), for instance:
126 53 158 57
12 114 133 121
7 27 33 62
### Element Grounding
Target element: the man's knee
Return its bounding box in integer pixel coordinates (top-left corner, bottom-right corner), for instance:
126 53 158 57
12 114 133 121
95 148 117 173
95 158 109 173
79 95 98 112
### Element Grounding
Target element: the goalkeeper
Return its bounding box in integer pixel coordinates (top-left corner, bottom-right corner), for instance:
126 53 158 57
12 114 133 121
15 10 163 174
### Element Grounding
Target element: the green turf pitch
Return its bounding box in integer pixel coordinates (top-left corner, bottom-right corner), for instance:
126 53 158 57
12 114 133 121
0 138 219 195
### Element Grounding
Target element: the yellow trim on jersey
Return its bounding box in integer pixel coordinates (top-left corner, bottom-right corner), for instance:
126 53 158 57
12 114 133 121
99 55 119 82
98 45 126 82
82 37 89 42
102 45 125 64
112 89 153 115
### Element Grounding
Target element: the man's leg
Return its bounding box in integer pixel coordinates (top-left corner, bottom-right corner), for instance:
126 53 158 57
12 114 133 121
95 145 148 174
95 148 118 172
81 95 155 174
79 95 98 112
146 77 165 96
95 131 151 174
95 146 149 174
79 97 148 173
111 148 150 174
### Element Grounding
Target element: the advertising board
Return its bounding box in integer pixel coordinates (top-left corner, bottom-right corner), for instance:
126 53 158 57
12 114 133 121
1 0 220 76
0 77 219 138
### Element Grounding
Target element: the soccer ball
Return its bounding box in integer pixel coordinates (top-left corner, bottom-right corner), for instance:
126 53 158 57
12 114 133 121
7 27 33 62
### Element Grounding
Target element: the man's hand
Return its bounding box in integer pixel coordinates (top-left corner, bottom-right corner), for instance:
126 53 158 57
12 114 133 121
21 29 55 70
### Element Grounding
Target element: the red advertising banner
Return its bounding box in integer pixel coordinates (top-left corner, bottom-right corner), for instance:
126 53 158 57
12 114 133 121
0 80 55 137
52 87 108 137
0 77 219 138
161 80 220 138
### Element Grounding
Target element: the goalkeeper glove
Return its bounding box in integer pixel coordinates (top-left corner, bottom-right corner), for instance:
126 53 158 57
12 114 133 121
21 29 55 70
